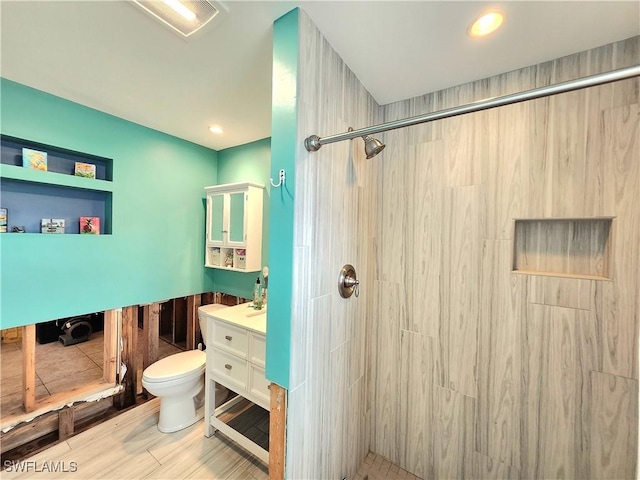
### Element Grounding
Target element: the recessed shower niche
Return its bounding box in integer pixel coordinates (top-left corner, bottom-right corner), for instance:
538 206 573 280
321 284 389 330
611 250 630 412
512 217 614 280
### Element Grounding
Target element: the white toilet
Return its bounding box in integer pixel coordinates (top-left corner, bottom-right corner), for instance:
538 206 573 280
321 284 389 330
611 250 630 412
142 303 228 433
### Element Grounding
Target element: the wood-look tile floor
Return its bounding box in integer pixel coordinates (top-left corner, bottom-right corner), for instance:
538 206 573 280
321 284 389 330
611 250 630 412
354 452 421 480
1 398 268 479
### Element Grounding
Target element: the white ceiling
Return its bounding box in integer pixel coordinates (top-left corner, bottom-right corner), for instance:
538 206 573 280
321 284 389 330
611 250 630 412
1 1 638 151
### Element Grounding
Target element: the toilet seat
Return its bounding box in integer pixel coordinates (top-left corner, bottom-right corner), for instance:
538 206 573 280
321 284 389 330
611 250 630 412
142 350 206 383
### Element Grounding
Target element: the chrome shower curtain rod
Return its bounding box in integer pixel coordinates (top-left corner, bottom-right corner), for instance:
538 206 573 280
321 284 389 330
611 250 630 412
304 65 640 153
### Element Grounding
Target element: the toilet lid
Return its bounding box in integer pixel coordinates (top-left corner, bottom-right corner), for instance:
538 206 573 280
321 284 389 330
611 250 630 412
143 350 206 383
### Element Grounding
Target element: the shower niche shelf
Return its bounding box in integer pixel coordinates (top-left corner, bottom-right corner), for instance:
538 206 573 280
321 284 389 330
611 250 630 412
512 217 614 280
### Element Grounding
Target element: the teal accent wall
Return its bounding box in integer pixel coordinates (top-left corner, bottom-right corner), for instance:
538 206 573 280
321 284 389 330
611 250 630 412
214 137 271 298
0 78 218 328
265 8 299 388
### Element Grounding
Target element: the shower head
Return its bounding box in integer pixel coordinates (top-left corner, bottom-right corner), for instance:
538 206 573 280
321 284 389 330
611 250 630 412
362 134 385 159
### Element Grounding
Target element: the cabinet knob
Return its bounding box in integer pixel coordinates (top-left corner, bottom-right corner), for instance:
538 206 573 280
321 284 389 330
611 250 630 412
225 335 233 341
225 364 232 370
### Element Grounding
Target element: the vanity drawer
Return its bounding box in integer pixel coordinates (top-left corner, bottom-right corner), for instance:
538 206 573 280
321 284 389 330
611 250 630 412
250 333 266 368
211 349 247 391
249 364 270 408
211 320 248 359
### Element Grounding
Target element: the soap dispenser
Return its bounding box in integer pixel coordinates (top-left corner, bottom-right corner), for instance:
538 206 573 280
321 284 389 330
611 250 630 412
253 276 263 309
262 266 269 306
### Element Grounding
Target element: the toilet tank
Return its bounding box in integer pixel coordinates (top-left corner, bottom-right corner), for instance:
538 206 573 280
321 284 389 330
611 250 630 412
197 304 228 345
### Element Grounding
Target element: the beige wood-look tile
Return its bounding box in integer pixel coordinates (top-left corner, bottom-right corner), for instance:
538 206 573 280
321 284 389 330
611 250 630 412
432 385 475 479
528 62 554 218
289 246 310 391
472 451 536 480
377 142 413 287
476 240 524 467
485 69 534 239
284 382 308 480
397 330 435 479
440 186 483 398
528 275 592 310
444 112 482 187
327 343 348 480
521 304 579 478
587 370 638 480
612 37 640 107
584 43 614 217
409 140 444 338
371 281 402 464
348 377 368 480
601 103 640 379
549 51 590 218
409 92 438 145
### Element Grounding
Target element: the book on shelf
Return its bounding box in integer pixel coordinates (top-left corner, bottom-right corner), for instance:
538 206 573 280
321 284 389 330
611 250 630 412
23 148 48 171
0 208 7 233
80 217 100 235
74 162 96 178
41 218 65 234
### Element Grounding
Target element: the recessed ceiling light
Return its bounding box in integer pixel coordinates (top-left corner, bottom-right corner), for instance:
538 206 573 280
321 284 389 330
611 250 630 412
163 0 196 22
469 11 504 37
132 0 226 38
209 125 223 134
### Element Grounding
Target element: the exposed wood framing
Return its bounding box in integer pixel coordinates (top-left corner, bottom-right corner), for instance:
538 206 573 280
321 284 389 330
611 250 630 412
201 292 215 306
58 407 74 440
269 383 287 480
103 309 118 383
21 325 36 414
1 397 113 454
142 303 159 369
186 294 201 350
173 298 187 344
114 306 138 409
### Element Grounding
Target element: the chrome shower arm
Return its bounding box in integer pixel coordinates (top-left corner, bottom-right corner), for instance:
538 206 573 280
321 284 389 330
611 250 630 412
304 64 640 153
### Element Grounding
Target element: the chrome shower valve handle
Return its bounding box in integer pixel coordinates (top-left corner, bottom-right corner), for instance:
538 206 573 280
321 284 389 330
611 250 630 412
338 264 359 298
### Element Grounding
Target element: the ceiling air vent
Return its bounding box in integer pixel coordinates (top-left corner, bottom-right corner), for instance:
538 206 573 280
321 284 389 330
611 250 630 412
133 0 225 37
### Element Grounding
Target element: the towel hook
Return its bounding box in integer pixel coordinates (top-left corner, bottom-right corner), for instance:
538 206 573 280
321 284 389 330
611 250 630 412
270 169 286 188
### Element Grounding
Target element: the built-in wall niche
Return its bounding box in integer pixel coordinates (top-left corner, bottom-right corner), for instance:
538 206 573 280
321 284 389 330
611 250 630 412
0 135 113 234
512 217 614 280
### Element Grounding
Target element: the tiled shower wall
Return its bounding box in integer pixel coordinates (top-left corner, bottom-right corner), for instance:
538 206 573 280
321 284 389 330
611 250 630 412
285 10 380 480
371 36 639 479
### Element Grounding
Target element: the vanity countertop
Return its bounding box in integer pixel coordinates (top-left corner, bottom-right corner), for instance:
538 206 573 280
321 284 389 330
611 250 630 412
199 302 266 335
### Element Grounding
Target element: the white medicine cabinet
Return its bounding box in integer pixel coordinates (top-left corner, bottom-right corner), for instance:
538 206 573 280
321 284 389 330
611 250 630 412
204 182 264 272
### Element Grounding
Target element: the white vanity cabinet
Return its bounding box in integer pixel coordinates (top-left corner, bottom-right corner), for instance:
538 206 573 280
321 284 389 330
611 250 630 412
202 303 269 464
204 182 264 272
